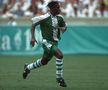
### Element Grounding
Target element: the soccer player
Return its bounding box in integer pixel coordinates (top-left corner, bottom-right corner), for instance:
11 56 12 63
23 1 67 87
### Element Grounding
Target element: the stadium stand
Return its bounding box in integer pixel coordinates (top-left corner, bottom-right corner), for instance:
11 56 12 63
0 0 108 18
0 0 108 25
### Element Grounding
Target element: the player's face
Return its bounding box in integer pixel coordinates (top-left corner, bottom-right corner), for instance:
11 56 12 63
50 4 61 16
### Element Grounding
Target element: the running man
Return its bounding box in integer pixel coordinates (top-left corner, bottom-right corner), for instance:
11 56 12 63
23 1 67 87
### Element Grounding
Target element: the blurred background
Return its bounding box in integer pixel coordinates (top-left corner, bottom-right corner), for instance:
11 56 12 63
0 0 108 54
0 0 108 25
0 0 108 90
0 0 108 18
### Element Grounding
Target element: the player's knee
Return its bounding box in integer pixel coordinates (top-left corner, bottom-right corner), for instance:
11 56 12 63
58 54 63 59
42 61 48 65
41 59 49 65
41 56 52 65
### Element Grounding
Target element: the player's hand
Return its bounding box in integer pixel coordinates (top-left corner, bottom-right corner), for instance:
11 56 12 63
30 38 37 47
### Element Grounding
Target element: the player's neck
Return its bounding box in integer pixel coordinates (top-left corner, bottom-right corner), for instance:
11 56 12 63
49 12 57 17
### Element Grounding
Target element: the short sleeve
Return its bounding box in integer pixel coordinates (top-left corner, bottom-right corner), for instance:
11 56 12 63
57 15 67 30
31 13 50 25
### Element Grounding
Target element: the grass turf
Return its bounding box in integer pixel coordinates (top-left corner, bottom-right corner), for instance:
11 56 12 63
0 55 108 90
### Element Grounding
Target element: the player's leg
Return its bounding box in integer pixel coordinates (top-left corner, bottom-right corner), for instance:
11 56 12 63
52 45 67 87
54 48 63 78
23 50 53 79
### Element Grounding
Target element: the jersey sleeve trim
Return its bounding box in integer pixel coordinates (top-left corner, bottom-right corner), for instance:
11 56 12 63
31 13 50 25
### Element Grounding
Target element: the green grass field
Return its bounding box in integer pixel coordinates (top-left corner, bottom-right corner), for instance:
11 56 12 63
0 55 108 90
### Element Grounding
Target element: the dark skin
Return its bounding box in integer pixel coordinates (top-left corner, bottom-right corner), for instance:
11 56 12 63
49 3 61 16
30 3 65 65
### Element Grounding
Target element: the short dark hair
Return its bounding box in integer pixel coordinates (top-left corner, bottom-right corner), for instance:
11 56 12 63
47 1 59 8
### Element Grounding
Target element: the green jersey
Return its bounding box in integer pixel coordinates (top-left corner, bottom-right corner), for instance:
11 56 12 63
32 13 66 42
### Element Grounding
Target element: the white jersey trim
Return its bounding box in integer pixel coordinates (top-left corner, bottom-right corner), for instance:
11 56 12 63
31 13 50 24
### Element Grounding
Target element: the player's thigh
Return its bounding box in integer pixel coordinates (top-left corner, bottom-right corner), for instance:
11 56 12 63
42 45 54 62
52 45 63 59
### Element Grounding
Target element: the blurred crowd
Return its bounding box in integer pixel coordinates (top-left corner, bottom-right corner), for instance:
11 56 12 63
0 0 108 19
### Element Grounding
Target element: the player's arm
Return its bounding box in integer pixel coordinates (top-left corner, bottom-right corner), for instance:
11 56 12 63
58 15 67 33
30 24 37 47
30 13 50 47
59 26 67 33
30 15 42 47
